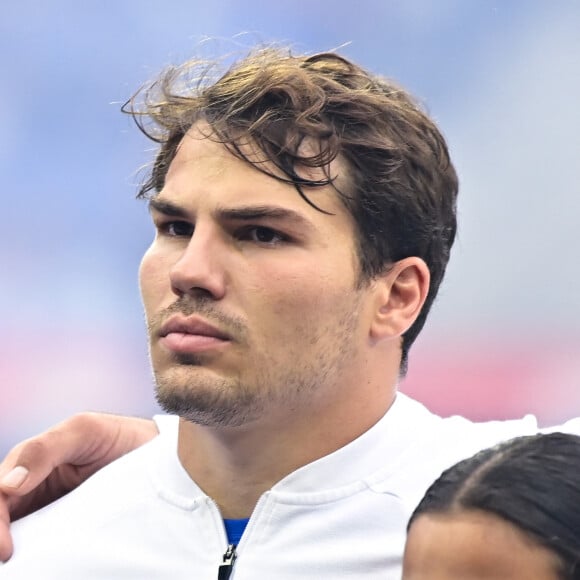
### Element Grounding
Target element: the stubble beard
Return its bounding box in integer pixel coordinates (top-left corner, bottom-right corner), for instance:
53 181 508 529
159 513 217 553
152 293 364 429
154 354 266 428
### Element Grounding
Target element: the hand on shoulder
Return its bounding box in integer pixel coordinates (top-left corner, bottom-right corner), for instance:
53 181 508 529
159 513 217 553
0 412 158 561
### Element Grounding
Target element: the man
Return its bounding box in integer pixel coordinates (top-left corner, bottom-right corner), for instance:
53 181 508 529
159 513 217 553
0 47 576 578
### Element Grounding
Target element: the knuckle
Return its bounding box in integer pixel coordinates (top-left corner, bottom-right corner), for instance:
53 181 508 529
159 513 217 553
19 437 49 461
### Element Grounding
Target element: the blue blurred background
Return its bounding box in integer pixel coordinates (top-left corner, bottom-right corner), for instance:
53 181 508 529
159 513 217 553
2 0 580 456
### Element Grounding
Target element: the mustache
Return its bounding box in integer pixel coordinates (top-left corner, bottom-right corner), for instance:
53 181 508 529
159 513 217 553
147 297 247 340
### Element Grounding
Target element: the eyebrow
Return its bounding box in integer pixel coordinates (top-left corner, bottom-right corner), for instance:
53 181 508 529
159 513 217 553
148 198 316 232
215 205 314 230
148 198 188 217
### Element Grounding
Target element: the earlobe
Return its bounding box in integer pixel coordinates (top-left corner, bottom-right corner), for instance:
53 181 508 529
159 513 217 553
370 257 430 342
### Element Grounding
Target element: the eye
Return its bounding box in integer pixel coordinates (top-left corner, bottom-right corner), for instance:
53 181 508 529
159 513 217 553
246 226 285 245
160 221 193 237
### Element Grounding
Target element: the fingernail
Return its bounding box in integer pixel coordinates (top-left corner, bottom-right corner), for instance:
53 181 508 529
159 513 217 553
0 466 29 488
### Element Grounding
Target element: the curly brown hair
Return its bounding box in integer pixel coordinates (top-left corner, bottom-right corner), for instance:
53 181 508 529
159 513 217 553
123 47 458 374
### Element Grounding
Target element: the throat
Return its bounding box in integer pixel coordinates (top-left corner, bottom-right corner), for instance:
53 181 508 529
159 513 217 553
177 418 291 518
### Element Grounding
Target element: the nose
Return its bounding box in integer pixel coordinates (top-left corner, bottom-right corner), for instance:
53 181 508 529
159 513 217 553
169 225 227 300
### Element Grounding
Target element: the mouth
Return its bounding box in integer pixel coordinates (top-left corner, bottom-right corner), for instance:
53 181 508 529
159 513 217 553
158 315 232 354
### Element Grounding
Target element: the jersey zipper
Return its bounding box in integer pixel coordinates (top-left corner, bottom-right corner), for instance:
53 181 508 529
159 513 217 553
217 543 238 580
210 491 269 579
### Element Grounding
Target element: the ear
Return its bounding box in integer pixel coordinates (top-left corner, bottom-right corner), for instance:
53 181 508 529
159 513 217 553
369 257 430 342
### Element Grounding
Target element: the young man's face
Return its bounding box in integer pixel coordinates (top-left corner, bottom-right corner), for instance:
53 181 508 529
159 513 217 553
140 122 376 428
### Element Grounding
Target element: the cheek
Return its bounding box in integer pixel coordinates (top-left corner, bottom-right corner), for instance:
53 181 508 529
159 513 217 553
139 247 172 310
253 268 353 333
259 269 327 309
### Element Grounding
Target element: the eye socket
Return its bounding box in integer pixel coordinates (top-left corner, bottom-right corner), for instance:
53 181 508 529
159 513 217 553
163 221 193 237
247 226 285 244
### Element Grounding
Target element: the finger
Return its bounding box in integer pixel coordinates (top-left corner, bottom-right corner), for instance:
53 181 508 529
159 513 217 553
0 413 159 498
0 465 29 493
0 421 87 496
0 492 14 561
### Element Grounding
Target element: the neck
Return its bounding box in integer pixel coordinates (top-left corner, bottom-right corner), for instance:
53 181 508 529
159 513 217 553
177 368 398 519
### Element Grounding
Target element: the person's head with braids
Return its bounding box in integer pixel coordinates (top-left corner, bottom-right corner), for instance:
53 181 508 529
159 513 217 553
404 433 580 580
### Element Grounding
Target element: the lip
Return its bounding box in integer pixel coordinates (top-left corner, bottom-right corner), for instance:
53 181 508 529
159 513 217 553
159 315 231 340
158 315 232 354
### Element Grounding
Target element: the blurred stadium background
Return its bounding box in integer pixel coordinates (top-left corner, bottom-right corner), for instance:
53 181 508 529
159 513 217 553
1 0 580 456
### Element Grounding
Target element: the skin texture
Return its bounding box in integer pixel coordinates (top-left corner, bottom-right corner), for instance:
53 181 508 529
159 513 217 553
403 510 561 580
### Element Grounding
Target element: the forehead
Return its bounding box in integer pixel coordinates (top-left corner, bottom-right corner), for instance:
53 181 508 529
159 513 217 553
403 511 560 580
160 122 351 218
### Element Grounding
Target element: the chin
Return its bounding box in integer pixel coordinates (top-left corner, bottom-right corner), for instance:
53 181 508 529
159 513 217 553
154 377 263 428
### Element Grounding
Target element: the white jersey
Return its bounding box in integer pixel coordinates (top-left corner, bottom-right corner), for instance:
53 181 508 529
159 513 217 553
2 393 578 579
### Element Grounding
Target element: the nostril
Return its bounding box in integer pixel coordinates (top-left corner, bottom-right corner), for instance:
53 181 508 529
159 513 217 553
190 287 218 301
170 280 221 302
170 283 185 298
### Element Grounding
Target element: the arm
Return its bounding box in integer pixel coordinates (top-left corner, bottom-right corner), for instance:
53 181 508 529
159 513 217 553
0 412 158 562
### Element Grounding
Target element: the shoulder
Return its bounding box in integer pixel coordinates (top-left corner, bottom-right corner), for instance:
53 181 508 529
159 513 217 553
376 394 541 511
396 392 540 450
4 430 173 576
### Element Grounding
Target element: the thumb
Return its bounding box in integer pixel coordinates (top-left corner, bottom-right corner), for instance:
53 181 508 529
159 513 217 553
0 436 60 497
